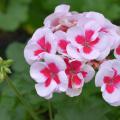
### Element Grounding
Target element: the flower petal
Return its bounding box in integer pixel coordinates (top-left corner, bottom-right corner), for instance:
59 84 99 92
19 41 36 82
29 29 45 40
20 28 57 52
35 80 57 98
44 53 66 71
66 88 82 97
82 64 95 83
54 4 70 13
30 62 48 83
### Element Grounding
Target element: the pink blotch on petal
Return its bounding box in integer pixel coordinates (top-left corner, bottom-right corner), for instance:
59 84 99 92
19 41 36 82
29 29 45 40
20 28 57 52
83 46 92 54
81 71 87 78
73 75 81 85
75 35 85 45
34 49 44 56
103 76 111 83
58 39 69 51
116 45 120 55
106 84 115 94
48 63 59 73
37 36 45 48
45 42 51 52
85 30 94 42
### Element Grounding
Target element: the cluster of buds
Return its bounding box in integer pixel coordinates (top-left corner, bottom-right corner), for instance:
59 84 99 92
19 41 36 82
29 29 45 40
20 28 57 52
0 57 13 82
24 4 120 106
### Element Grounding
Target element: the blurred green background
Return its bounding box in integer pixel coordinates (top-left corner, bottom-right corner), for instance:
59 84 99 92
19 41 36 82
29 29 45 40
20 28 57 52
0 0 120 120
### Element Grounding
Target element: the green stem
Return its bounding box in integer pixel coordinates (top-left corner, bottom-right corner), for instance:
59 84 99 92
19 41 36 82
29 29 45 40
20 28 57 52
6 77 40 120
48 101 53 120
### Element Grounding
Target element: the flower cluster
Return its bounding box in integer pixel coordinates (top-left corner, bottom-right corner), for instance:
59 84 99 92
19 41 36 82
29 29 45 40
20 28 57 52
24 4 120 106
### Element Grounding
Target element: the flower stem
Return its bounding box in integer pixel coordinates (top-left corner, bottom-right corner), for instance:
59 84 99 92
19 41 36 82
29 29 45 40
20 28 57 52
6 77 40 120
48 101 53 120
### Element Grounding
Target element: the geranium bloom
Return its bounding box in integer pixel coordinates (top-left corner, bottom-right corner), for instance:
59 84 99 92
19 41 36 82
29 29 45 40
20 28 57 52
30 53 68 99
44 4 80 32
24 28 57 64
82 12 120 49
95 60 120 106
64 58 95 97
66 21 111 60
114 44 120 60
24 4 120 102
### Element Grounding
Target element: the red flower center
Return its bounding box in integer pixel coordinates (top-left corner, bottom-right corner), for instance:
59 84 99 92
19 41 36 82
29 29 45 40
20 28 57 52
75 30 99 54
40 63 60 87
34 36 51 56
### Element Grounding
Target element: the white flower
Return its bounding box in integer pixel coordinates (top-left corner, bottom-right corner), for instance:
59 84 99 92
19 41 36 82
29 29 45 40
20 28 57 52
64 58 95 97
95 59 120 106
24 27 57 64
66 20 111 60
30 53 68 99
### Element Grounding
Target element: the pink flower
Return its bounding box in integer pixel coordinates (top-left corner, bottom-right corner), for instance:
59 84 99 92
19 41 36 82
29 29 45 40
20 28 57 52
95 60 120 106
114 44 120 60
24 28 57 64
82 12 120 49
64 58 95 97
66 21 111 60
44 4 80 32
30 53 68 99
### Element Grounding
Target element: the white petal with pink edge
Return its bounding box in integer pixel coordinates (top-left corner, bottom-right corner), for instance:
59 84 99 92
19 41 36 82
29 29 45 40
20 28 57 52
54 4 70 13
57 71 68 92
24 43 44 65
30 27 51 43
81 48 100 60
35 80 57 98
82 64 95 83
95 68 114 87
102 86 120 104
30 62 47 83
66 88 82 97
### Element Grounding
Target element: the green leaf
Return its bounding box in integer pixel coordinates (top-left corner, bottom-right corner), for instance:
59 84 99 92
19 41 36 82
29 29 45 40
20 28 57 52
0 0 31 31
6 42 28 72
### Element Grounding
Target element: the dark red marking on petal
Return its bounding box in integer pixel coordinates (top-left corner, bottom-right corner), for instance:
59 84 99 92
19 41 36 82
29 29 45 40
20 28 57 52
75 35 85 45
83 46 92 54
53 75 60 84
58 39 69 51
37 36 45 48
45 77 51 87
68 75 73 88
71 61 82 73
85 30 94 42
113 75 120 84
81 71 87 78
89 37 100 46
41 68 51 78
103 76 111 83
34 49 44 56
48 63 59 73
106 84 115 94
116 45 120 55
45 42 51 52
73 75 81 85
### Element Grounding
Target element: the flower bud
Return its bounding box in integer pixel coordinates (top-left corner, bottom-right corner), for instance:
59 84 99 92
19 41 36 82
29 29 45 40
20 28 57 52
0 57 13 82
